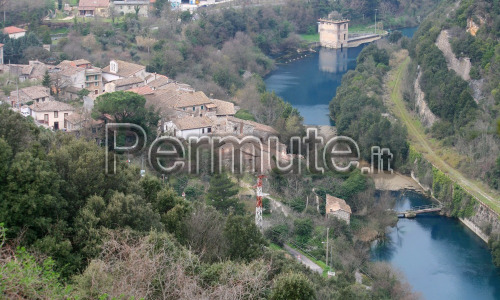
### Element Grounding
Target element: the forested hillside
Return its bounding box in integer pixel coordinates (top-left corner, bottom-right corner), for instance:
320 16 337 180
330 43 409 168
403 0 500 189
0 105 419 299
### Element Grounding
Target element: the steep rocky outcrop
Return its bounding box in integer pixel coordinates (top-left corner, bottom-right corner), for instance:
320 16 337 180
435 30 471 81
414 69 439 127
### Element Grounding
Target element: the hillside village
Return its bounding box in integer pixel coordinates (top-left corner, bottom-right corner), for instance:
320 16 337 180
0 53 293 172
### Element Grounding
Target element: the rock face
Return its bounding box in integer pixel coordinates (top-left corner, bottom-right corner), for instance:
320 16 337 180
464 202 500 242
414 70 439 127
435 30 471 81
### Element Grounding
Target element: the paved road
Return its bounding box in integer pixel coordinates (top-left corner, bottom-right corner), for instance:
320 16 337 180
388 54 500 213
284 245 323 274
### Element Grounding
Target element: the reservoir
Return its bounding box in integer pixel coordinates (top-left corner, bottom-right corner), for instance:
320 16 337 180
372 192 500 300
265 27 500 299
265 45 365 125
264 27 417 125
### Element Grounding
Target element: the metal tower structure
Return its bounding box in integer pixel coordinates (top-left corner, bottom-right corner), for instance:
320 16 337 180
254 175 265 231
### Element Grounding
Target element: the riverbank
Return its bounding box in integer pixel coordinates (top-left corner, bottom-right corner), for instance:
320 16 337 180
385 49 500 250
370 172 424 192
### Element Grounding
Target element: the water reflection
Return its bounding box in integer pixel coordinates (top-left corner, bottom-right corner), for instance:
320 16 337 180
318 48 348 74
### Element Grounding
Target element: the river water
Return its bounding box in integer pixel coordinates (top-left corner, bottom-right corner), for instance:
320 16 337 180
372 192 500 300
264 27 500 299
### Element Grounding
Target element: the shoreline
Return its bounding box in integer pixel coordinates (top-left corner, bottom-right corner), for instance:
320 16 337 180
373 171 491 245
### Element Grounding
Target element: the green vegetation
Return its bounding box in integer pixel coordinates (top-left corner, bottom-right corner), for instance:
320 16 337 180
92 91 160 138
300 33 319 43
234 108 257 121
329 44 409 168
270 272 316 300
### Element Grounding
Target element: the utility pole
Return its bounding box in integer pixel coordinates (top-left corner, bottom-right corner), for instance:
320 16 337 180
254 175 265 231
325 227 329 268
374 9 378 35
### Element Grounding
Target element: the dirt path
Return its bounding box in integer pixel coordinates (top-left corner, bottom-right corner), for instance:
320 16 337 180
387 52 500 213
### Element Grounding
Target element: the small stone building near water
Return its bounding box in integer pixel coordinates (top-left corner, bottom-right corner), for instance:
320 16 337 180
325 194 351 224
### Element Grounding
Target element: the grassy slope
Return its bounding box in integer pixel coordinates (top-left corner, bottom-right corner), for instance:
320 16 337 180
386 50 500 214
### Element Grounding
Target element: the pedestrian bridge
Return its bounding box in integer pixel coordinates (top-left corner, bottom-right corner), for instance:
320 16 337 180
397 204 442 218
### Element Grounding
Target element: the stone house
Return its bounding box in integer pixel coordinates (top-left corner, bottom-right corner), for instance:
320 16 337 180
104 76 144 92
165 116 213 139
52 60 103 96
325 194 351 224
10 86 51 107
78 0 110 17
102 59 148 82
111 0 150 17
31 101 75 130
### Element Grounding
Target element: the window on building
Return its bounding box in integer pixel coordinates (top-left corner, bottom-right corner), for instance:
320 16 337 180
201 105 204 110
344 24 346 29
95 90 98 95
193 106 195 111
54 111 58 118
86 76 90 81
86 83 90 88
95 75 98 80
202 128 205 133
207 128 211 133
344 33 346 40
94 82 98 86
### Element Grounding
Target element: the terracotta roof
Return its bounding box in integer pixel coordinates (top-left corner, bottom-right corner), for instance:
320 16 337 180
127 86 154 95
175 91 212 108
227 116 277 134
19 86 50 99
78 0 110 8
326 195 352 214
3 26 26 35
73 59 91 65
113 76 144 87
211 99 235 116
147 76 170 89
102 60 145 77
173 116 213 130
144 85 180 113
32 101 75 112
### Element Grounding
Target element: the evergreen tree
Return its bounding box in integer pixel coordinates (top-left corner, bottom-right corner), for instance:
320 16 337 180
42 70 51 88
206 172 242 213
270 272 316 300
223 214 266 261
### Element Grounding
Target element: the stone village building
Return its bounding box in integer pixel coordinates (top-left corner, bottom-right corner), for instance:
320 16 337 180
325 194 352 224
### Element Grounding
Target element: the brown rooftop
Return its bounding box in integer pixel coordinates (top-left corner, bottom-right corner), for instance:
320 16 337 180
103 60 145 78
78 0 110 8
127 86 154 95
175 91 212 108
113 76 144 87
19 86 50 99
173 116 213 130
32 101 75 112
3 26 26 35
211 99 236 116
